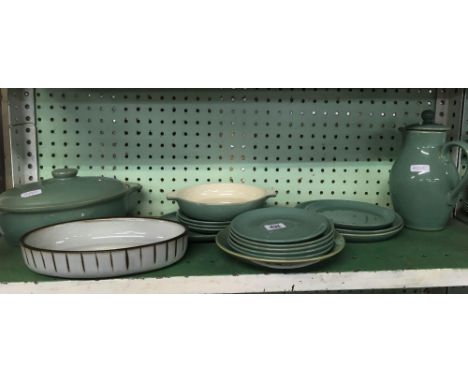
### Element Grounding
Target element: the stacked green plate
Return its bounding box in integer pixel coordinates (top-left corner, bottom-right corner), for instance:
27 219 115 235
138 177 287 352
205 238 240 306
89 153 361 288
161 212 219 242
297 200 404 242
216 207 345 270
176 211 230 234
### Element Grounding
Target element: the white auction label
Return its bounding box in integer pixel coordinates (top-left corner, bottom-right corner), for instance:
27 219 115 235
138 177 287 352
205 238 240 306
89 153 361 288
410 164 430 174
20 189 42 198
264 222 287 231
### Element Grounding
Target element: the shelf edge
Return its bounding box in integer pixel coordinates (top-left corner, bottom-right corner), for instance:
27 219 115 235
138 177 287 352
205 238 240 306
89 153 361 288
1 268 468 293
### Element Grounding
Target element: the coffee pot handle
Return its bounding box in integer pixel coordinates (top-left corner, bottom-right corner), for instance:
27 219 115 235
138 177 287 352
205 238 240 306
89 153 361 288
441 140 468 205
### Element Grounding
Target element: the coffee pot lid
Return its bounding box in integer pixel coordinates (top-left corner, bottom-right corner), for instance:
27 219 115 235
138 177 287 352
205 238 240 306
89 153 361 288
405 110 450 132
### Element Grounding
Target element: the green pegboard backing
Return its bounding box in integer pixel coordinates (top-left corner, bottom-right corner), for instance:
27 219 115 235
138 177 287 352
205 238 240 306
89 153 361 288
457 90 468 209
35 89 438 217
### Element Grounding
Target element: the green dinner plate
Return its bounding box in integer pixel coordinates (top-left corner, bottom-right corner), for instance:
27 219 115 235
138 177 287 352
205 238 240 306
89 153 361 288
230 207 329 244
161 212 217 242
228 222 335 251
216 227 346 265
227 233 335 258
297 200 395 230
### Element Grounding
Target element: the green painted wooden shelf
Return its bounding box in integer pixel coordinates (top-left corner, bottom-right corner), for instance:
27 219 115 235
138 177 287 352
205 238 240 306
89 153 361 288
0 219 468 285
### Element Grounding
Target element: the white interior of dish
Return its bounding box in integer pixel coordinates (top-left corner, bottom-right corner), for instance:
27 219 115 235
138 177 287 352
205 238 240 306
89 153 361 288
176 183 270 205
23 218 185 251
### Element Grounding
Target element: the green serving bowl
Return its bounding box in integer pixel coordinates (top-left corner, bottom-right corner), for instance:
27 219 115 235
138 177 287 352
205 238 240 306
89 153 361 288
0 168 142 246
167 183 276 222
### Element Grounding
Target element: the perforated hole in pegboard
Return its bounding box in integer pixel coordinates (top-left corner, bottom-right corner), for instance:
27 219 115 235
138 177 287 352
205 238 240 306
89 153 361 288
7 88 38 185
35 89 438 216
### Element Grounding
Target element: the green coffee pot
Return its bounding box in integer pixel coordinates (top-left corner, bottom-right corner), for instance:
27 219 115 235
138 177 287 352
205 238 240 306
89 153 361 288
389 110 468 231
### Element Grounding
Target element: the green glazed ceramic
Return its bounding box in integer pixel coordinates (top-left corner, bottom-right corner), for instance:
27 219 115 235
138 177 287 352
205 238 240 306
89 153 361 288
0 168 141 246
187 225 225 234
390 110 468 231
176 217 227 228
175 212 228 233
337 213 404 234
176 211 230 226
248 258 331 270
340 226 403 243
161 212 217 242
167 183 276 222
230 207 329 244
297 200 395 230
216 228 346 265
227 232 335 258
228 221 335 251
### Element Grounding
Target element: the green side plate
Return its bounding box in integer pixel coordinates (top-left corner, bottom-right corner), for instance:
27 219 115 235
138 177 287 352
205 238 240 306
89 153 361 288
339 226 404 243
216 227 346 265
228 222 335 251
247 258 327 270
161 212 217 242
176 211 231 227
337 214 404 234
297 199 395 230
227 231 334 258
230 207 329 244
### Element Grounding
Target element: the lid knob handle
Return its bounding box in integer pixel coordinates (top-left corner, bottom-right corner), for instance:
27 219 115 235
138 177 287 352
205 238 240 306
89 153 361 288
421 109 435 124
52 168 78 179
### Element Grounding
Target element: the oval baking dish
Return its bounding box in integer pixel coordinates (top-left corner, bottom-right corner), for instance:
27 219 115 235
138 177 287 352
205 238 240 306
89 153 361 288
20 218 188 279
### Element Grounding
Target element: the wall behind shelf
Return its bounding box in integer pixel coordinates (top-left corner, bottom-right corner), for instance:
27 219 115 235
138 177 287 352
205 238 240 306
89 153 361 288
35 88 441 217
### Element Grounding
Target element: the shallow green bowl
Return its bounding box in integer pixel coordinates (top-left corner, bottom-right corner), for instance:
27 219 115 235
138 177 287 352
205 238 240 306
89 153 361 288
167 183 276 222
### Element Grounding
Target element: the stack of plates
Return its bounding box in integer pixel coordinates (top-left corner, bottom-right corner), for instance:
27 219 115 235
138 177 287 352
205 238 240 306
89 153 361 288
176 211 230 234
297 200 404 242
216 207 345 270
162 212 230 242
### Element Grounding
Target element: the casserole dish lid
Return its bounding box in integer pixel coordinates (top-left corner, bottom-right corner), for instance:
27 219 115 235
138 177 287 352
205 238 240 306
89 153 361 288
0 168 133 213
